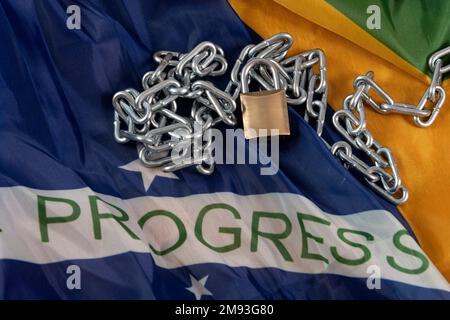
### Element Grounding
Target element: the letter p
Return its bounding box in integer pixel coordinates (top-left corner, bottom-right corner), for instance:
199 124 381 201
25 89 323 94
37 196 81 242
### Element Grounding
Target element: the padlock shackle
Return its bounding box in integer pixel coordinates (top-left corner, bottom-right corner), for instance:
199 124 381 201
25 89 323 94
240 58 281 93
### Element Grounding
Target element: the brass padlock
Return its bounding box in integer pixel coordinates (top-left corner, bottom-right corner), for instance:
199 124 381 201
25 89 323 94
240 59 290 139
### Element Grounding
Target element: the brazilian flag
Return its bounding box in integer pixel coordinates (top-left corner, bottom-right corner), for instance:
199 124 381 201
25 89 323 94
0 0 448 300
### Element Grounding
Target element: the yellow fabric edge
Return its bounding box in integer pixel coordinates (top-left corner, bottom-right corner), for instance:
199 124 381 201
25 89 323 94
273 0 428 83
228 0 450 281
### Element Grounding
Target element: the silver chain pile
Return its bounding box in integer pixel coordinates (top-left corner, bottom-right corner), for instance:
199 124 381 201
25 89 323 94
112 32 449 205
112 41 236 175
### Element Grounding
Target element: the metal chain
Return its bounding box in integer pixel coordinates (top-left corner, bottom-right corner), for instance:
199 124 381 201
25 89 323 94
327 46 449 205
330 72 408 204
112 32 449 205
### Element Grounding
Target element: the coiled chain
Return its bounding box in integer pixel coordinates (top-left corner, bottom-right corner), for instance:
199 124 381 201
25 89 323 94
112 41 236 175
